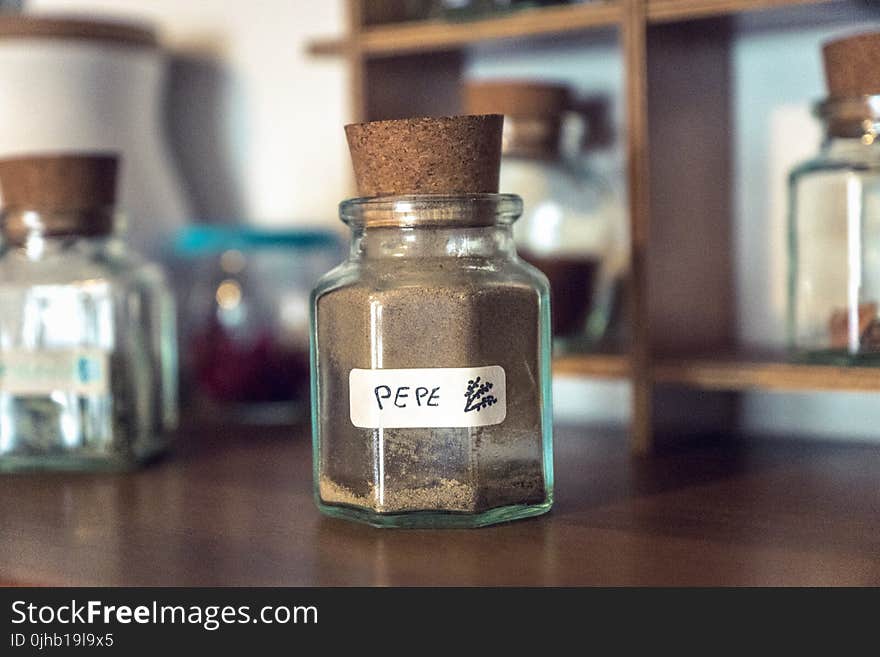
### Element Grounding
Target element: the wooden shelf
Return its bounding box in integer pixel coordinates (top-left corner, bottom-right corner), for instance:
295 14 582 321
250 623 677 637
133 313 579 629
553 353 631 378
655 354 880 392
309 0 837 57
554 351 880 392
310 2 621 57
309 0 875 452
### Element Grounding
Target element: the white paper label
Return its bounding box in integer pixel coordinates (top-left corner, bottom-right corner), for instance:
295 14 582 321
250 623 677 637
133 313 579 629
349 365 507 429
0 348 109 396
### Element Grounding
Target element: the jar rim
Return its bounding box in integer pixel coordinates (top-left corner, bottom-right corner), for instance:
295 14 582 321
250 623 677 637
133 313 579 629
814 94 880 139
0 206 117 244
339 193 523 228
815 93 880 115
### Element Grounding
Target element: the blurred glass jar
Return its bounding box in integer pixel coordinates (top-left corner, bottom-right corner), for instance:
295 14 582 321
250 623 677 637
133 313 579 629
465 81 627 352
0 153 177 471
430 0 568 21
788 33 880 363
174 226 342 423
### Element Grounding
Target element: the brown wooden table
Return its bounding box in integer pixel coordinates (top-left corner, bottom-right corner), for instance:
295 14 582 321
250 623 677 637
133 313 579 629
1 425 879 586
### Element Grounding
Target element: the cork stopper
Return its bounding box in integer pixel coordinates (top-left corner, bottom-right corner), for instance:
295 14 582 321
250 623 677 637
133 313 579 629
823 32 880 97
344 114 503 197
464 81 570 118
0 153 119 242
0 153 118 211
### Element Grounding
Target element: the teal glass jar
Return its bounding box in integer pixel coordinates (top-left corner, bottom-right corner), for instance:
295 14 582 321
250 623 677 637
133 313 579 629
310 194 553 528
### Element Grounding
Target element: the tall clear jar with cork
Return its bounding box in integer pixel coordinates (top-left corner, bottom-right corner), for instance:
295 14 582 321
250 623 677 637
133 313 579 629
465 81 626 351
0 154 177 470
789 33 880 363
311 115 553 528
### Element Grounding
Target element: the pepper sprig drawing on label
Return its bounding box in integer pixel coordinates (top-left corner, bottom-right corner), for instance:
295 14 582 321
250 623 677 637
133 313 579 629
464 376 498 413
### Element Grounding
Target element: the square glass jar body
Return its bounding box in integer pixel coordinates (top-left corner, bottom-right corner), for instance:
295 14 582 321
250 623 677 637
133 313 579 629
310 195 554 528
0 231 177 471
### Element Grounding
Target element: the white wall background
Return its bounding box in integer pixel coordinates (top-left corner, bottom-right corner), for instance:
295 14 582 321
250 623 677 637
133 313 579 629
30 0 349 227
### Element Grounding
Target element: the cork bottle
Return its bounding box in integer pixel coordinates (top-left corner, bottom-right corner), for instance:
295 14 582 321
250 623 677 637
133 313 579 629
0 153 178 471
788 32 880 363
465 80 626 351
311 114 554 528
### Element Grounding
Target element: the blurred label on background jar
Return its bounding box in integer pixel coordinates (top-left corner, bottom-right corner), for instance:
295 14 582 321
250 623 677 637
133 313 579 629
349 365 507 429
0 348 108 396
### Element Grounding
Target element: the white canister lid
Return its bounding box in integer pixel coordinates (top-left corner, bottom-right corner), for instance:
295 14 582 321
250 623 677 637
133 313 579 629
0 15 156 49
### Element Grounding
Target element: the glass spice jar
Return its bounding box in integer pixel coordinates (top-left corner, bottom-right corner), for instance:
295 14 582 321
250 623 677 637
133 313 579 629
174 226 342 424
789 33 880 363
465 81 626 352
429 0 568 22
311 115 553 528
0 154 177 471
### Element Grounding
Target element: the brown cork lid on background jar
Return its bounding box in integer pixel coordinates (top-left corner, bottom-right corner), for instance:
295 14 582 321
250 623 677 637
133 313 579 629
0 15 156 48
464 81 570 159
823 32 880 98
463 81 570 119
344 114 503 197
0 153 119 243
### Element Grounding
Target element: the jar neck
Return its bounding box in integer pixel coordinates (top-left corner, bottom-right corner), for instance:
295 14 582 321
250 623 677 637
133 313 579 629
822 136 880 164
1 207 116 246
1 208 117 260
502 115 563 160
350 223 518 261
339 194 523 261
1 230 115 262
817 95 880 145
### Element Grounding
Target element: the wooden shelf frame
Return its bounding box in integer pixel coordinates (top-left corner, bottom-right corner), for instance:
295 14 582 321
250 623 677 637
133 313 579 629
308 0 837 57
552 352 880 392
654 356 880 391
308 0 876 452
310 2 621 56
554 353 632 378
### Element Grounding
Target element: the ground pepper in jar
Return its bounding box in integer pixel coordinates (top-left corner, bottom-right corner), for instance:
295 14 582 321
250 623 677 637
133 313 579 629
310 115 554 528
